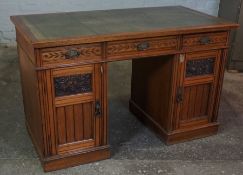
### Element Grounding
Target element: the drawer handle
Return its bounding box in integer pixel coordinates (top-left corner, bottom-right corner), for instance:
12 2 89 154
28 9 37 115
65 49 81 59
137 42 150 51
199 37 211 45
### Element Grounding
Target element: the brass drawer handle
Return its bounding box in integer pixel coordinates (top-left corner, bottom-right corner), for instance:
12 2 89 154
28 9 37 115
65 49 81 59
199 36 211 45
137 42 150 51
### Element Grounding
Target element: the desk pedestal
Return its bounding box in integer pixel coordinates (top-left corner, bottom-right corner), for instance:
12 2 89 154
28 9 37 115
130 51 225 144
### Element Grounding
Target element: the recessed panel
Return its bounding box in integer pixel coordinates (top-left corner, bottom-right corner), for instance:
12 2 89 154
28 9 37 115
180 83 211 122
186 58 215 77
56 102 94 145
54 73 92 97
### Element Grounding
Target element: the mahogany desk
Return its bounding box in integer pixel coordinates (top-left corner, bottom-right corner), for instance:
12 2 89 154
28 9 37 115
11 6 238 171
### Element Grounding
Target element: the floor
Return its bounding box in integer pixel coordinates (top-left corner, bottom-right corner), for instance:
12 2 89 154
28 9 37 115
0 46 243 175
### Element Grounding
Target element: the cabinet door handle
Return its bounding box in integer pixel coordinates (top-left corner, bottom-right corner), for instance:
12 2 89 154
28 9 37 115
65 49 81 59
137 42 150 51
199 36 211 45
95 100 101 116
176 87 184 103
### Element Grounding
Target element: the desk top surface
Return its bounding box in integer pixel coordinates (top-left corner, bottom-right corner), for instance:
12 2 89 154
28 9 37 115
11 6 238 47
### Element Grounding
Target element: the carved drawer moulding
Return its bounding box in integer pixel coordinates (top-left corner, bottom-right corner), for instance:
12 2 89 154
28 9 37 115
54 73 92 97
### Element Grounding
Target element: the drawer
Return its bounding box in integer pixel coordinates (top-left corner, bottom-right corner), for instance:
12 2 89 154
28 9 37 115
40 43 102 66
182 32 228 50
107 36 179 59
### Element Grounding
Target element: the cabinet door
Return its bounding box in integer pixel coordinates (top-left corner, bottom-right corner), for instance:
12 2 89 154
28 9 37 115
176 50 221 129
51 64 103 155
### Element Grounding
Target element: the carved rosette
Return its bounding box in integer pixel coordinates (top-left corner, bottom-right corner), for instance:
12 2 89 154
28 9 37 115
186 58 215 77
54 73 92 97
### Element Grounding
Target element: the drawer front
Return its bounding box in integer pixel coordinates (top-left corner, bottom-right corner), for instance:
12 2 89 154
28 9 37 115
182 32 228 50
41 43 102 66
107 36 179 59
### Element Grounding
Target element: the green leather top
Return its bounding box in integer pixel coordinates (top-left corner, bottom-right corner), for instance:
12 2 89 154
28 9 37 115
12 6 235 41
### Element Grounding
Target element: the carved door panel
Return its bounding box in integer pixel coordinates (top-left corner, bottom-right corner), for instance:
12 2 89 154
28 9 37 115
51 64 103 155
176 50 221 129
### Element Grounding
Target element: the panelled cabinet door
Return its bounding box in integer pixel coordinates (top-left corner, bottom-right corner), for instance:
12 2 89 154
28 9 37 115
51 64 103 155
176 50 221 129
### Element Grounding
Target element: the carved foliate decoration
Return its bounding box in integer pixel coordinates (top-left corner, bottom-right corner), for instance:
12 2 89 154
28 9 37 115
54 73 92 97
186 58 215 77
41 45 102 64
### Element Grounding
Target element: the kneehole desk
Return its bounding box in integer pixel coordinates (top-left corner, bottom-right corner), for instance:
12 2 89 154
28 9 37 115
11 6 238 171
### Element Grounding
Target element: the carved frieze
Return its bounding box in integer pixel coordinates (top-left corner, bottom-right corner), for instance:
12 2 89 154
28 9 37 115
54 73 92 97
41 45 102 64
186 58 215 77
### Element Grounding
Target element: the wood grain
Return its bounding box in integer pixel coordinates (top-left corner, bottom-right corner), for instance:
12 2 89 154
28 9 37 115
74 104 84 141
131 55 175 131
56 107 66 145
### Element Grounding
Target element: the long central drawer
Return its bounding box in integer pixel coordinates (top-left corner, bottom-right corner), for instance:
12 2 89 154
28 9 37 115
106 36 179 60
